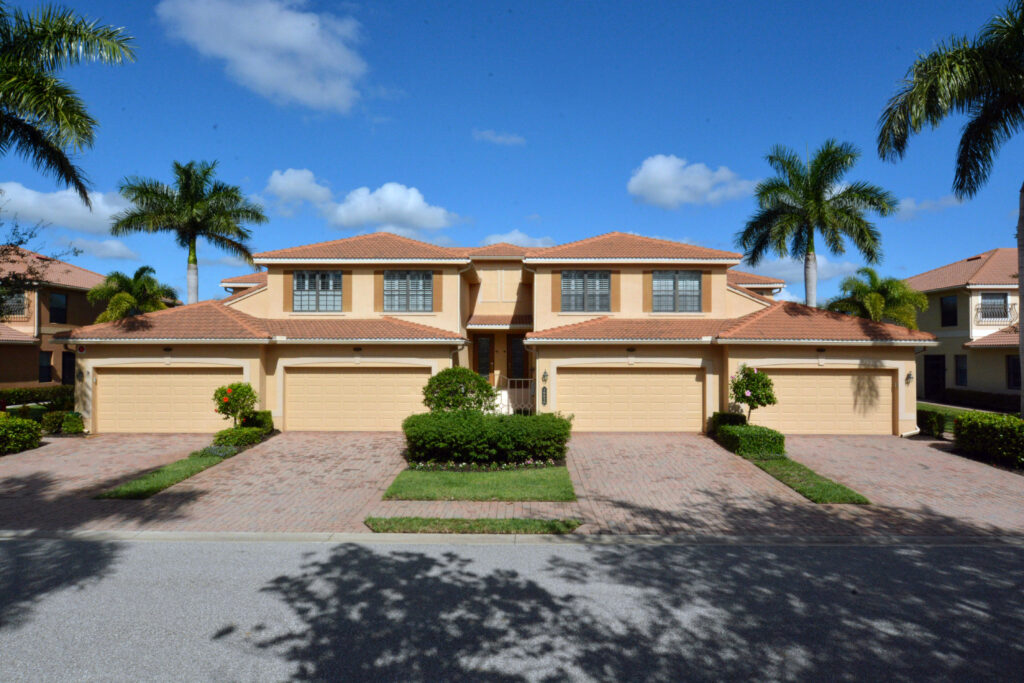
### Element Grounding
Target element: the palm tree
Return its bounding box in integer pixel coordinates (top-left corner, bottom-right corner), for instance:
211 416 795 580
111 161 267 304
0 4 134 206
737 140 897 307
825 267 928 329
87 266 177 323
878 0 1024 416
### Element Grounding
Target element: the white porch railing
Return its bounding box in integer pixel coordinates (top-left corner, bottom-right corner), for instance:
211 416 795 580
975 302 1018 325
495 377 535 415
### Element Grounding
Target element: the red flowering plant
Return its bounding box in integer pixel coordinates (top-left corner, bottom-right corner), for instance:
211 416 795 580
213 382 258 427
729 364 777 421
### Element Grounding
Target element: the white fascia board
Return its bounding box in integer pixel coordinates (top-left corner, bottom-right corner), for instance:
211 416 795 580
468 255 525 261
523 257 740 264
524 337 714 345
219 281 262 288
222 286 266 306
274 338 465 344
0 339 37 345
68 338 268 344
965 284 1019 290
715 338 939 347
253 258 469 265
465 324 533 330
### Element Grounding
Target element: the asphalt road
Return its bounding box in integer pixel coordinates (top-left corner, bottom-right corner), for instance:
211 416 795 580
1 537 1022 681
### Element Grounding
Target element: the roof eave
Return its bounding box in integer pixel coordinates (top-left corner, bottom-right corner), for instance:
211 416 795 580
716 338 938 346
253 257 470 265
522 257 741 264
524 337 715 345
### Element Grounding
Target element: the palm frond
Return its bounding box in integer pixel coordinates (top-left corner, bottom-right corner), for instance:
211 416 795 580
0 109 90 205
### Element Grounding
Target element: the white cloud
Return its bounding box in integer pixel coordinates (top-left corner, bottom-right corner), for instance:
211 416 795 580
265 168 331 214
896 195 961 221
525 213 541 221
63 238 139 261
773 287 802 302
481 229 555 248
472 129 526 146
627 154 757 209
0 181 126 234
746 254 860 284
156 0 367 113
326 182 456 230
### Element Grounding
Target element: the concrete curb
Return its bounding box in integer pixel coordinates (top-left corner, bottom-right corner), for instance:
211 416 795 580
1 529 1023 547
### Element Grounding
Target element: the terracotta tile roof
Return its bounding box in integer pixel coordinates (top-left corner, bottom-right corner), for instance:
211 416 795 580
263 317 463 341
0 324 35 343
727 269 784 288
524 232 741 260
464 243 529 258
0 247 104 290
964 324 1020 348
222 284 266 303
719 301 936 343
254 232 464 261
465 313 533 328
727 284 776 306
220 271 267 287
526 316 733 341
905 248 1018 292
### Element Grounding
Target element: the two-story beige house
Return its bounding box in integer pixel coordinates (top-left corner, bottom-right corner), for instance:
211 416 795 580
905 248 1020 401
1 248 105 388
62 232 934 435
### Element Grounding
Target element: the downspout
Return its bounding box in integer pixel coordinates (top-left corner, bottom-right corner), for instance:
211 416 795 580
456 263 474 368
33 287 40 338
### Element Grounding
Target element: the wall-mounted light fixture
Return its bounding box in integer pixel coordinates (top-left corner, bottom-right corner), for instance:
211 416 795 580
541 370 549 383
816 347 827 353
905 371 914 384
626 347 636 353
353 347 362 352
162 347 172 353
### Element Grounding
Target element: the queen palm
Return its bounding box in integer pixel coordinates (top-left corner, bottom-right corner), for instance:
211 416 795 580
825 267 928 329
0 3 133 205
87 266 177 323
111 161 267 304
878 0 1024 416
737 140 896 307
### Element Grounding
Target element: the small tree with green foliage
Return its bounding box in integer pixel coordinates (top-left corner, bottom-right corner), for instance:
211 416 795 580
730 364 778 420
422 367 497 413
213 382 258 427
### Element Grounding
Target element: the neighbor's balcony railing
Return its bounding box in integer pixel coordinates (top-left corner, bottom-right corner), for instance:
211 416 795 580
496 377 535 415
975 302 1018 325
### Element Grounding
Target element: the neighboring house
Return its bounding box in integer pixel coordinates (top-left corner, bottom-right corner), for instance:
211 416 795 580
905 248 1020 401
220 270 267 295
0 248 105 388
61 232 934 435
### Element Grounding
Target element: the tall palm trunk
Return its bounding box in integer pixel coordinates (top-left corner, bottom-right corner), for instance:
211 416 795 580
187 238 198 305
1017 182 1024 418
804 229 818 307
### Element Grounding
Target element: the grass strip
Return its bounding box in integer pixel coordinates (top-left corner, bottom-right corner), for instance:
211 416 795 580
96 455 223 500
742 453 870 504
364 517 581 534
917 401 970 433
383 466 577 502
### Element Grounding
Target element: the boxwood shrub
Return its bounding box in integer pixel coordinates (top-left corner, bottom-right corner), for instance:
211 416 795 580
402 411 572 464
707 411 746 436
953 411 1024 469
241 410 274 434
41 411 67 434
714 424 786 457
212 426 266 449
0 417 42 455
61 412 85 435
917 409 946 438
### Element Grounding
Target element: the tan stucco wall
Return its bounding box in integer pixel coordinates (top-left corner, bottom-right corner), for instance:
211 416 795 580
725 287 770 317
224 286 270 317
964 348 1021 395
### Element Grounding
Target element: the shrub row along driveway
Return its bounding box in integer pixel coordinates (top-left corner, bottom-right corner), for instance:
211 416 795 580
0 432 1021 536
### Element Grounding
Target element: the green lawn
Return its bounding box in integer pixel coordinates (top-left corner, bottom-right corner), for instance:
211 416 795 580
383 466 577 502
364 517 581 534
96 455 223 500
742 453 870 505
917 401 969 433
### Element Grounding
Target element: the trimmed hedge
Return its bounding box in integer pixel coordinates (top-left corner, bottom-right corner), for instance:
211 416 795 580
953 411 1024 469
41 411 67 434
0 385 74 410
707 411 746 436
939 388 1019 414
714 424 786 457
403 411 572 464
62 412 85 435
0 417 42 455
212 426 266 449
917 409 946 438
241 410 274 434
190 444 240 459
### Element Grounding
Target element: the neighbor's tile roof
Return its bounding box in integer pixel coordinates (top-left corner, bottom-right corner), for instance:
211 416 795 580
905 248 1018 292
254 232 463 260
463 243 530 258
726 269 784 288
0 247 104 290
718 301 936 342
526 316 734 340
222 284 267 303
220 271 267 287
524 232 741 260
0 323 35 343
964 324 1020 348
465 313 533 327
59 300 464 342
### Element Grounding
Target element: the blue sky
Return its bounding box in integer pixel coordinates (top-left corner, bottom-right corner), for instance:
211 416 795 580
1 0 1020 302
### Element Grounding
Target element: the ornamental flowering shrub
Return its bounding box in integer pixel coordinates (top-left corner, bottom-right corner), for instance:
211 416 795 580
729 364 777 420
213 382 258 427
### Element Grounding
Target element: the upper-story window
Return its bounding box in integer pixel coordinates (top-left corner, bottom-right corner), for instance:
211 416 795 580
1 292 25 318
384 270 433 312
49 292 67 324
561 270 610 312
293 271 342 312
940 295 957 327
652 270 702 312
979 292 1009 320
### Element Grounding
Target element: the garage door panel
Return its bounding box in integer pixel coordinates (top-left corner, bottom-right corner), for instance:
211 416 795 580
556 367 703 432
285 367 429 431
753 369 894 435
96 367 243 433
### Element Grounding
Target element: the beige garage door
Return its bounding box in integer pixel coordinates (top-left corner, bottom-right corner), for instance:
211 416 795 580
753 369 895 434
96 367 243 433
284 366 430 431
556 367 704 431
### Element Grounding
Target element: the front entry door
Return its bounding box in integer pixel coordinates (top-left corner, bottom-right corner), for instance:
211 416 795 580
507 334 526 378
474 334 494 384
923 355 946 400
61 351 76 386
